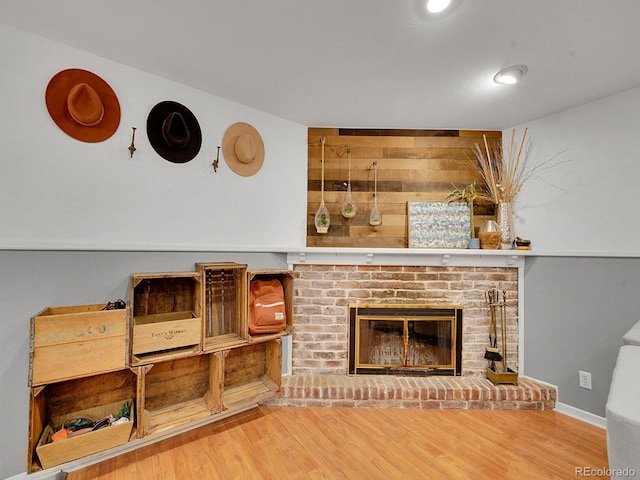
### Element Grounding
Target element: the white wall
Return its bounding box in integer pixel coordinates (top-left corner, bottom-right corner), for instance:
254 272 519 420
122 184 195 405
0 22 308 251
511 85 640 255
514 86 640 419
523 256 639 418
0 22 308 478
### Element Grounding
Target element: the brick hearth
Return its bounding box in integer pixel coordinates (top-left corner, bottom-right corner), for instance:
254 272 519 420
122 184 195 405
264 375 555 410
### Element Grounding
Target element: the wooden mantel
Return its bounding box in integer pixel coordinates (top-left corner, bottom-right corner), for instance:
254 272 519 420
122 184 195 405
286 248 529 269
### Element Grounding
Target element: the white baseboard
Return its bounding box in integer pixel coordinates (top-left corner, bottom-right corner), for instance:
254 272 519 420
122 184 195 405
5 470 64 480
554 402 606 429
520 375 606 429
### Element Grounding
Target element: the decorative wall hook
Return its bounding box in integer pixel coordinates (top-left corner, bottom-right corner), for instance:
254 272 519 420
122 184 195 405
369 160 382 226
128 127 137 158
213 146 220 172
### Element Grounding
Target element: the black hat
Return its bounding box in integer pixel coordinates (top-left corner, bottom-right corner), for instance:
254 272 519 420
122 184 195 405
146 101 202 163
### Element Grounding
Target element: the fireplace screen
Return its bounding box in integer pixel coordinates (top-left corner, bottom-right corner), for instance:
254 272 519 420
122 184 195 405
348 304 462 376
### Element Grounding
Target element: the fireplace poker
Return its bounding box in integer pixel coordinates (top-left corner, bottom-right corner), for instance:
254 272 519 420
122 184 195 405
484 289 502 368
500 290 507 373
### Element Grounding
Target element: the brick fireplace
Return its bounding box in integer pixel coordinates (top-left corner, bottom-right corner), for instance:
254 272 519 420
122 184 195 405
262 251 556 410
290 263 518 377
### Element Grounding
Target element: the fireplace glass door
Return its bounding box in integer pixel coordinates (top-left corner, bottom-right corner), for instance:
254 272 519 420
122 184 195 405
348 305 462 376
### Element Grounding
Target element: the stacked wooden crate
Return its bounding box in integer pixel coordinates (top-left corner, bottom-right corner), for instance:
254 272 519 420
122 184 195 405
29 305 133 471
27 263 292 473
129 272 203 366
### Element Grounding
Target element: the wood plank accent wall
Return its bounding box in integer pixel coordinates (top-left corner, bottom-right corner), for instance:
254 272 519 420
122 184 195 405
307 128 502 248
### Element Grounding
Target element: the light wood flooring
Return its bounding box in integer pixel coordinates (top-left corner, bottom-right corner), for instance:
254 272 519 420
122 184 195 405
66 406 609 480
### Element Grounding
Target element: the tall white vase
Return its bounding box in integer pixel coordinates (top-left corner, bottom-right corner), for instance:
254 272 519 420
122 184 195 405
497 202 514 249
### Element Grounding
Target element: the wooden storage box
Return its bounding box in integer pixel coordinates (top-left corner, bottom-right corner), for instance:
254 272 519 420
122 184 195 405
196 262 248 352
28 369 137 472
223 339 281 412
138 354 222 437
247 270 294 343
30 303 128 386
36 399 134 470
130 272 203 365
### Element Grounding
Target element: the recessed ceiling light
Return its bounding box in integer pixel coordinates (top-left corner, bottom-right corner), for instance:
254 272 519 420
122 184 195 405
493 65 528 85
417 0 462 20
426 0 451 13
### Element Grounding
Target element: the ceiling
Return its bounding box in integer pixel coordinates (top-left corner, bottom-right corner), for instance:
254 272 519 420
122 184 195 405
2 0 640 130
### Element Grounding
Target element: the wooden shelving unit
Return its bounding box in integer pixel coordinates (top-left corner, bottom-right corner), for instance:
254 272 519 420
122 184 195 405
223 340 281 411
28 370 138 472
137 354 221 437
196 262 249 352
247 269 293 343
129 272 203 366
27 267 291 473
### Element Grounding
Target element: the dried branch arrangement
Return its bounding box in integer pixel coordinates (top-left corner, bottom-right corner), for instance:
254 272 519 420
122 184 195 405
471 128 530 204
472 128 571 205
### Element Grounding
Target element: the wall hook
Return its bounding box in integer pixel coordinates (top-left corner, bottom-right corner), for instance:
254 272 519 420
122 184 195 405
213 146 220 172
128 127 137 158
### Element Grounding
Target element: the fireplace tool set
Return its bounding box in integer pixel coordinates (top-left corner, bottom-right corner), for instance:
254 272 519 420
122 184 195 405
484 288 518 385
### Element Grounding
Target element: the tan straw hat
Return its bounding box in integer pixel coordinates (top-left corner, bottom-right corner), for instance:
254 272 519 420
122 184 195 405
45 68 121 143
222 122 265 176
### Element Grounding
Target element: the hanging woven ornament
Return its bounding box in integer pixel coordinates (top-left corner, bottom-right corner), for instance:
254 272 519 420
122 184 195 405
341 147 357 218
314 136 331 233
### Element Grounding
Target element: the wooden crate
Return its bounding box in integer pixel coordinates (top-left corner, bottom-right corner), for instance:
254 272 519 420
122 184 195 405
30 303 127 386
137 353 222 437
223 339 281 412
130 272 203 366
28 369 137 472
36 398 133 470
247 270 294 343
195 262 249 352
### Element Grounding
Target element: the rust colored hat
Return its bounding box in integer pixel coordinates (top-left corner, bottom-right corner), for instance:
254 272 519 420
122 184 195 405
147 101 202 164
222 122 265 176
45 68 121 142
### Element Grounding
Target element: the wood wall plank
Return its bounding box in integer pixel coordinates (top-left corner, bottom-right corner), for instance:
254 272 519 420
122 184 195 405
307 128 501 248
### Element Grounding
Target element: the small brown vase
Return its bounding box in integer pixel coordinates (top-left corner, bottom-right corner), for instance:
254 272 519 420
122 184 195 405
479 220 501 249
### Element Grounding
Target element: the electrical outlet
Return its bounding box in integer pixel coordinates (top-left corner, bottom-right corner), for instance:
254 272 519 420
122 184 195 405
579 370 592 390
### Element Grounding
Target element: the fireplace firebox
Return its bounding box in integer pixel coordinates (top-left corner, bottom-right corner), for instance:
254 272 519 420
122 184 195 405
348 304 463 376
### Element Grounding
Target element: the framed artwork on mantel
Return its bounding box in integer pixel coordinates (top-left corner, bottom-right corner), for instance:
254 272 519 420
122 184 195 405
407 202 470 249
